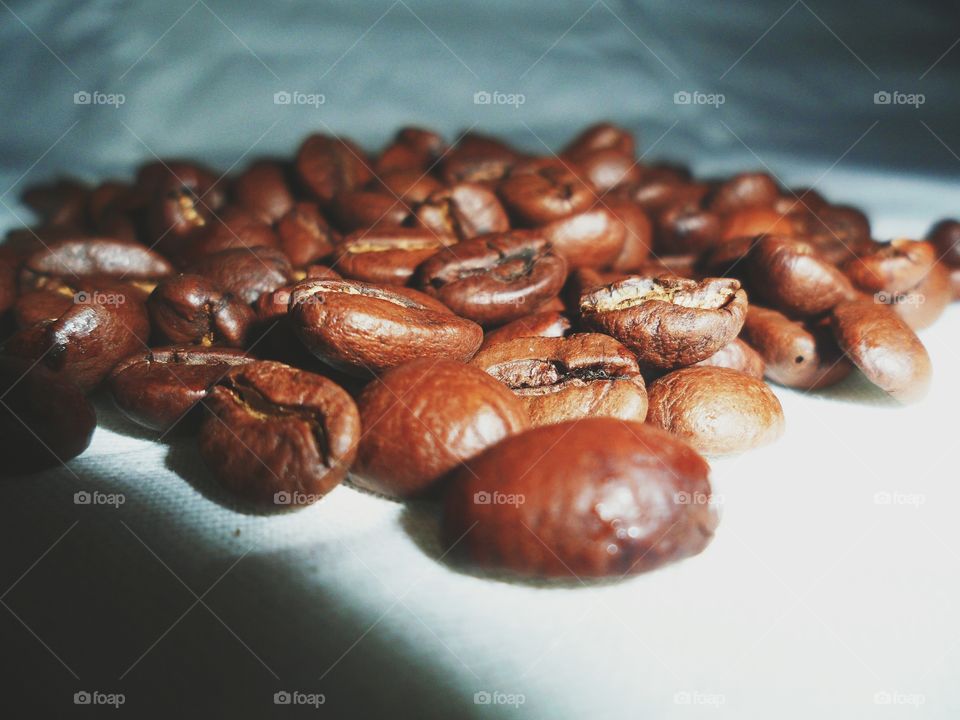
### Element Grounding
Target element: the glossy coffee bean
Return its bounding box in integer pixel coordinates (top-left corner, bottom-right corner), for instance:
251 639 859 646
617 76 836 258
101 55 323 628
580 275 747 369
472 333 648 426
438 133 521 185
606 197 652 272
479 310 570 350
21 179 89 228
141 161 224 249
232 159 294 223
290 279 483 375
329 190 411 232
740 305 851 389
186 247 293 304
296 134 372 203
721 207 798 241
647 367 784 455
843 239 936 295
276 202 338 268
497 163 594 225
353 359 529 498
830 298 931 403
886 262 951 329
927 218 960 267
561 122 636 158
706 172 779 213
374 126 446 173
176 206 279 265
370 168 444 205
693 338 765 379
109 346 254 432
199 361 360 505
655 200 723 255
748 235 856 316
799 204 871 247
147 274 254 347
414 182 510 241
539 208 626 269
417 231 567 326
442 418 718 578
20 238 173 292
0 359 96 475
772 188 828 216
570 149 641 192
334 228 452 285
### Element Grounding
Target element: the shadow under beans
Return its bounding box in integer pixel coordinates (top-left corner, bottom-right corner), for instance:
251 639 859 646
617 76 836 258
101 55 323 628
811 369 901 407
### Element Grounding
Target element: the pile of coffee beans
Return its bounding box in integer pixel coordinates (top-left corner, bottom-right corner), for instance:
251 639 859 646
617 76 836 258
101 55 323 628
1 123 955 579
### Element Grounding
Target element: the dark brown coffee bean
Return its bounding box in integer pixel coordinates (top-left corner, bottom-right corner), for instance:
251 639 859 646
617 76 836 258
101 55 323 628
199 361 360 505
721 207 799 241
472 333 647 426
830 298 932 403
647 367 784 455
22 179 90 228
369 168 444 205
749 235 856 316
539 208 626 269
772 188 828 216
417 231 567 326
375 126 446 173
175 206 280 265
276 202 338 268
655 200 723 255
414 183 510 241
606 197 652 272
20 238 173 292
442 418 718 578
0 257 16 318
11 289 74 330
232 159 294 223
740 305 852 389
706 172 779 213
697 235 757 279
329 190 411 232
561 122 636 158
439 133 522 185
480 310 570 350
0 358 96 475
580 275 747 369
141 161 224 251
353 359 529 498
147 274 254 347
570 149 641 192
334 228 451 285
295 134 372 203
693 338 766 379
290 279 482 375
109 346 253 432
498 163 594 225
843 239 936 295
186 247 293 304
798 204 871 247
927 219 960 267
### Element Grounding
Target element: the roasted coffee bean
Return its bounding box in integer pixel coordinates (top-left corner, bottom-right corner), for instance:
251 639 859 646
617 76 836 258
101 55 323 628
290 279 482 375
334 228 451 285
480 310 570 350
199 361 360 505
0 358 96 475
329 190 411 232
927 219 960 267
186 247 293 304
11 289 74 330
830 298 932 403
798 204 871 247
498 163 594 226
375 126 447 173
721 207 798 241
580 275 747 369
232 159 294 223
109 346 254 432
887 262 951 329
295 134 372 203
561 122 636 158
655 200 723 255
276 202 338 268
637 254 699 279
647 367 784 455
142 161 224 250
442 418 718 578
570 149 641 192
628 167 694 211
414 183 510 241
22 178 89 228
0 257 16 317
772 188 828 216
706 172 779 214
693 338 765 379
353 359 529 498
370 168 444 205
4 287 150 391
20 238 172 292
539 208 626 269
472 333 647 426
748 235 856 316
417 231 567 326
843 239 936 295
606 197 652 272
697 235 761 279
147 274 254 347
176 206 280 265
740 305 852 389
439 132 522 184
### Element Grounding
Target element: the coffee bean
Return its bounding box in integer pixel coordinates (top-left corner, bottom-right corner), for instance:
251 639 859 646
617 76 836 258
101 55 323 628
232 159 294 224
176 206 279 265
0 257 16 318
888 262 951 329
706 172 779 214
296 134 372 204
370 169 444 205
647 366 784 455
927 219 960 268
439 133 522 185
186 247 293 304
414 182 510 241
570 149 641 192
330 190 411 232
830 298 932 403
22 179 89 228
498 162 594 226
109 346 254 431
843 239 936 295
334 228 452 285
147 274 254 347
740 305 851 389
275 202 338 268
0 358 96 475
693 338 766 379
290 279 482 375
141 161 224 251
20 238 173 292
605 196 652 272
721 207 799 241
471 333 648 426
561 122 636 158
375 126 446 174
353 359 529 498
580 275 747 369
480 310 571 350
539 208 626 269
442 418 718 578
655 200 723 255
199 361 360 505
